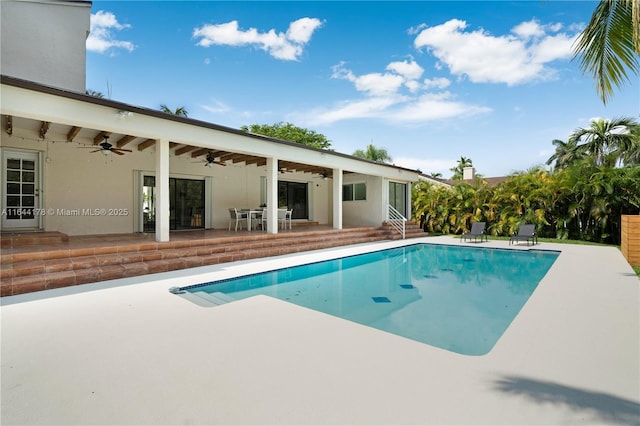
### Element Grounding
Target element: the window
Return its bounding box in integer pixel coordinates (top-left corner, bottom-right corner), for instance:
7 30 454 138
343 182 366 201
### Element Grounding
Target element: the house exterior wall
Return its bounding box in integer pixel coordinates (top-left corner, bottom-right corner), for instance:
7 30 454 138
0 128 333 235
342 173 384 227
0 0 90 92
1 79 420 237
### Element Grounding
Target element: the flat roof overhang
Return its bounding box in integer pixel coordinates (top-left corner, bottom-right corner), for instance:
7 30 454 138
1 75 420 182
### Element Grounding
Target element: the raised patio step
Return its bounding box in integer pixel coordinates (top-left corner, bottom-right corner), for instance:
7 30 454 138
381 221 426 240
1 227 393 296
0 231 69 248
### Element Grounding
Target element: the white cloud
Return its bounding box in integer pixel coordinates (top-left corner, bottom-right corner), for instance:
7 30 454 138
423 77 450 89
302 60 490 126
413 18 580 85
388 92 491 122
201 99 231 115
193 18 323 61
304 96 405 125
512 20 546 39
386 59 424 81
86 11 134 54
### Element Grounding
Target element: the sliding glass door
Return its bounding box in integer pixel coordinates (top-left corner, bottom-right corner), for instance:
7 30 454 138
278 181 308 220
142 176 205 232
389 182 407 217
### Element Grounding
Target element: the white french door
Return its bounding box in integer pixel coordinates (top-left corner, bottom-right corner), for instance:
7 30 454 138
1 150 42 229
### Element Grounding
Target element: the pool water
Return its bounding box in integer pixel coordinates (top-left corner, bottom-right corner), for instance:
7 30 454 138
184 244 559 355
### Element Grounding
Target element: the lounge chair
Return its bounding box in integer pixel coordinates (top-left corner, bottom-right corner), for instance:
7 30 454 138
509 224 537 246
461 222 487 243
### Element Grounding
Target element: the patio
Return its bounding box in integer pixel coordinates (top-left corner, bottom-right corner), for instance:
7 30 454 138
1 236 638 425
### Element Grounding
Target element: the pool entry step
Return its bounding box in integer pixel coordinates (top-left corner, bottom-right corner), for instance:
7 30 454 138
179 291 236 307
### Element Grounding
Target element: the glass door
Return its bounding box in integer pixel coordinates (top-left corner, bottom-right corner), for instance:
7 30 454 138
278 181 308 219
170 178 205 230
389 182 407 217
2 150 40 229
142 176 205 232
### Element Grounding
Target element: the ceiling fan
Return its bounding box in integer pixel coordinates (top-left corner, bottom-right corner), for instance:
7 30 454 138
194 151 227 167
81 135 132 156
279 167 294 174
314 171 330 180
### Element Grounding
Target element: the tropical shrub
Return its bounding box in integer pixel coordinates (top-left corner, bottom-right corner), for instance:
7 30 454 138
412 164 640 245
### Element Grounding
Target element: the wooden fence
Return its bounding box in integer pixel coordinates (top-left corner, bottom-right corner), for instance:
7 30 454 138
621 215 640 266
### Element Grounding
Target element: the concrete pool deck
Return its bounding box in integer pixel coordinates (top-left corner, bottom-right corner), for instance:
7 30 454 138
1 236 639 425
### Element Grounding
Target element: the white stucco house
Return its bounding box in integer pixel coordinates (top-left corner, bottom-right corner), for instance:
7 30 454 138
0 0 420 242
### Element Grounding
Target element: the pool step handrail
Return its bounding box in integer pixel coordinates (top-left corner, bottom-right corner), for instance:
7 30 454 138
386 204 406 239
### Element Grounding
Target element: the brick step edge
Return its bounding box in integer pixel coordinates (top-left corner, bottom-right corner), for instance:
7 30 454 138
0 227 384 265
1 235 388 296
1 229 389 279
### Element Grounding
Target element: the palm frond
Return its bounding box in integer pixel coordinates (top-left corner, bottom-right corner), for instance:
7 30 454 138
573 0 639 104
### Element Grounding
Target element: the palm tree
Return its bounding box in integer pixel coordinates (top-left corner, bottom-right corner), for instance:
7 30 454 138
621 125 640 165
352 144 392 163
568 117 638 167
85 89 104 98
573 0 639 104
449 156 473 179
546 138 585 170
160 104 189 117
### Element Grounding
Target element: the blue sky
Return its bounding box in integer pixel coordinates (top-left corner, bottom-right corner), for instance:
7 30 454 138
86 1 639 178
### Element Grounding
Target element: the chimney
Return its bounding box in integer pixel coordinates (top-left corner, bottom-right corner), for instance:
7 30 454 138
463 166 475 180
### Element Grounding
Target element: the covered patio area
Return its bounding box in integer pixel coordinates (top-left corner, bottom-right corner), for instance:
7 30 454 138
1 75 419 244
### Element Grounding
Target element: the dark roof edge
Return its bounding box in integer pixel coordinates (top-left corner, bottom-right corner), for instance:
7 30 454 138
1 74 421 176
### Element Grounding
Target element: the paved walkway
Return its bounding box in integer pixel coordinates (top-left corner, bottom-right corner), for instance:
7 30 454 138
2 236 639 425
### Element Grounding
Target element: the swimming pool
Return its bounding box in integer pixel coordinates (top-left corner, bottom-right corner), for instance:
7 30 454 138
182 243 559 355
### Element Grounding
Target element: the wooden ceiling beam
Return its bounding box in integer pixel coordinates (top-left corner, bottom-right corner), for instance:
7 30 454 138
219 152 244 162
191 148 209 157
67 126 81 141
115 135 136 148
137 139 156 151
243 156 264 166
39 121 50 139
93 131 112 145
6 115 13 135
176 145 198 156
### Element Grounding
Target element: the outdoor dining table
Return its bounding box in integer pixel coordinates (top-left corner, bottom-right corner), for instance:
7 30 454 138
239 209 263 231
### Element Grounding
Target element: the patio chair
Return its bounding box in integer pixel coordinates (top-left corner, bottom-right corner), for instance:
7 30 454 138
285 208 293 229
509 224 538 246
228 208 248 232
277 208 289 230
260 208 268 231
461 222 487 243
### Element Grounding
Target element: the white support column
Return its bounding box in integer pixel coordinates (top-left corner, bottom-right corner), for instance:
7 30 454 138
383 179 389 222
266 157 278 234
155 138 170 242
405 182 412 221
332 168 343 230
